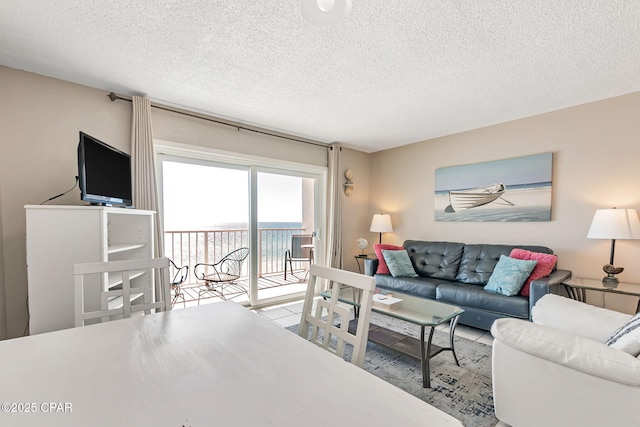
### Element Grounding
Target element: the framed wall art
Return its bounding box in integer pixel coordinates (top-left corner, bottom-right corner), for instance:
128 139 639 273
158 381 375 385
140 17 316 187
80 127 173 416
434 152 553 222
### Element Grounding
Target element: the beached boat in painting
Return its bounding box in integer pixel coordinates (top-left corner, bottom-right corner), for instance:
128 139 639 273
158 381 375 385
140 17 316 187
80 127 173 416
446 183 507 212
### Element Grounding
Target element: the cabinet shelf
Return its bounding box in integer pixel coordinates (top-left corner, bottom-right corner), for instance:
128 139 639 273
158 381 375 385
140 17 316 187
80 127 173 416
108 270 146 289
107 243 147 255
108 293 145 310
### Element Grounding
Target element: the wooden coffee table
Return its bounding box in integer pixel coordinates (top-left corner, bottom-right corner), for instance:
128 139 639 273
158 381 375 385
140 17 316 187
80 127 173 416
323 288 464 388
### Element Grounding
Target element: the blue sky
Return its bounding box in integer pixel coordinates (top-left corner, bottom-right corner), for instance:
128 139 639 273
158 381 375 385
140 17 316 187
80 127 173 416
435 152 552 192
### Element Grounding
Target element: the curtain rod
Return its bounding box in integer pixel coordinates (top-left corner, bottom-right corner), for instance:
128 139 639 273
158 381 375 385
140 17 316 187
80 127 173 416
108 92 329 149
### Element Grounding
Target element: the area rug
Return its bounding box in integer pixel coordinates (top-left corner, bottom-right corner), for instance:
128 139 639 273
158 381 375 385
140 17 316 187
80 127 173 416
287 312 497 427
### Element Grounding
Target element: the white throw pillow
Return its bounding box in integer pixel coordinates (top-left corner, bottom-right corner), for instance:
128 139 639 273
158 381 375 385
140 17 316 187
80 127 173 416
606 312 640 356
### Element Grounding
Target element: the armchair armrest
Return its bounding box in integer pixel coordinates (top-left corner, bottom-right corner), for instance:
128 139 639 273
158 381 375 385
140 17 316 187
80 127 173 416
363 258 378 276
492 318 640 386
532 293 631 341
528 268 572 318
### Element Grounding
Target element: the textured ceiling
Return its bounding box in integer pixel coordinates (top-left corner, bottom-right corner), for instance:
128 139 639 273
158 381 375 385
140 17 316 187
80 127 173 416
1 1 639 153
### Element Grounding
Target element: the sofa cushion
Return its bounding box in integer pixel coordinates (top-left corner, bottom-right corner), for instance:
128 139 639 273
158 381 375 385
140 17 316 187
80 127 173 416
382 249 418 278
375 275 446 299
436 282 529 318
510 248 558 297
374 243 404 275
403 240 464 281
484 255 538 296
455 244 553 285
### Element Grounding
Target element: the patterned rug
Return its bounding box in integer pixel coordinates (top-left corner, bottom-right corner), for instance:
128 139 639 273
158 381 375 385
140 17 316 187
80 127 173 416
288 312 497 427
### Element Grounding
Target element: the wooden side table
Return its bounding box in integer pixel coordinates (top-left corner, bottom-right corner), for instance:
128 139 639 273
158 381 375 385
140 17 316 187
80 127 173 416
354 254 377 274
563 277 640 312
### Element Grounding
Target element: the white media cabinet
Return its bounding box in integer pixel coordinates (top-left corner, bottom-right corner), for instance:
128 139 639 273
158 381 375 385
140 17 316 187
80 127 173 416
25 205 155 334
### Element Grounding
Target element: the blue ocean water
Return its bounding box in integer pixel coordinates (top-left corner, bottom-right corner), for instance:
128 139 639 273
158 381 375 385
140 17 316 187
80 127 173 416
210 222 303 230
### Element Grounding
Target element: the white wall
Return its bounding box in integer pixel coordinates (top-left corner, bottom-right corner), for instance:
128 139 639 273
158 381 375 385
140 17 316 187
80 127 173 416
370 92 640 313
338 147 372 272
0 66 327 339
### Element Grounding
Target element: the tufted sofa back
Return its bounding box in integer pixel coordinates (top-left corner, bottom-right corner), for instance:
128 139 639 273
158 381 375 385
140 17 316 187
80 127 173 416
403 240 464 281
455 244 553 285
403 240 554 286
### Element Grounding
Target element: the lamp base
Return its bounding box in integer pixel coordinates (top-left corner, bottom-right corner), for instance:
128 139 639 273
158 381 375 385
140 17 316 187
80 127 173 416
602 264 623 288
602 275 619 288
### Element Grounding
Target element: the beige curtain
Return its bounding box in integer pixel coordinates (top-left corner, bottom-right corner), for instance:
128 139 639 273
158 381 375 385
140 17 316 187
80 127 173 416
324 143 342 269
131 96 164 259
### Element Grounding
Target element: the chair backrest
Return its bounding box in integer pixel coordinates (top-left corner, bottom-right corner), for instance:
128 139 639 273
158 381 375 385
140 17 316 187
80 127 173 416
74 257 171 327
291 234 313 259
219 247 250 276
298 264 375 367
169 259 189 286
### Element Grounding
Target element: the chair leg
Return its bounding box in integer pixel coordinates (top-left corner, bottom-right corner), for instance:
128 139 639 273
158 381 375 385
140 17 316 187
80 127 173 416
288 259 294 279
171 285 186 308
198 283 228 303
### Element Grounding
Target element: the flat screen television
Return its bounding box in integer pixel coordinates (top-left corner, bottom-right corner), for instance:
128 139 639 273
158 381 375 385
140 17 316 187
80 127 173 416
77 131 133 207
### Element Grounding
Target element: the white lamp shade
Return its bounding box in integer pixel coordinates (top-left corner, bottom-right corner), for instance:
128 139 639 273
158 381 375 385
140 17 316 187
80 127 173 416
300 0 352 25
370 214 393 233
587 208 640 240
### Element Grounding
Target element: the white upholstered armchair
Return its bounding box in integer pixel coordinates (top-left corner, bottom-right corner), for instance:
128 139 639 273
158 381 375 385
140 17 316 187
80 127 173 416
491 294 640 427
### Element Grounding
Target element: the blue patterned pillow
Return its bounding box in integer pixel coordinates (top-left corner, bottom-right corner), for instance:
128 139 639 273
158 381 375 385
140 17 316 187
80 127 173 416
606 312 640 356
484 255 538 296
381 249 418 278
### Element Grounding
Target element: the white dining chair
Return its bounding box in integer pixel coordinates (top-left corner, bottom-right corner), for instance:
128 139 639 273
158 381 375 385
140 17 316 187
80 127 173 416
74 257 171 327
299 264 375 367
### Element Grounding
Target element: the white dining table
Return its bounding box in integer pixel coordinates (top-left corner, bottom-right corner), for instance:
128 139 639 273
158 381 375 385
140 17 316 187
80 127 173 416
0 301 463 426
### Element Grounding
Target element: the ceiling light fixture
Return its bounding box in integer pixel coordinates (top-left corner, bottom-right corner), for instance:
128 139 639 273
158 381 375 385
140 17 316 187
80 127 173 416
300 0 352 25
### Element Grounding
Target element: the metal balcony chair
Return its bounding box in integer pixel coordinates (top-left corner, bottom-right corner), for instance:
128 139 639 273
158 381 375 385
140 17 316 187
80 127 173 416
194 247 250 303
284 234 314 280
169 259 189 308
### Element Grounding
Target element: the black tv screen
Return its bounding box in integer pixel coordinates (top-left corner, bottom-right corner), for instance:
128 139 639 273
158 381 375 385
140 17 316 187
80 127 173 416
77 132 132 206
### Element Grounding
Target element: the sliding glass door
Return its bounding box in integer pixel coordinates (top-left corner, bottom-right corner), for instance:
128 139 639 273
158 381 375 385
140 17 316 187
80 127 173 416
255 170 317 303
158 153 323 308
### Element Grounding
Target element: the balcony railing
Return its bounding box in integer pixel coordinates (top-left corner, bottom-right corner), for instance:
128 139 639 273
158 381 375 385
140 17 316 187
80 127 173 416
164 228 309 284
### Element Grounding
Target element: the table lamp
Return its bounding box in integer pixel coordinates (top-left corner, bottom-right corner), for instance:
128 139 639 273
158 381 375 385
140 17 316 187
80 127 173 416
370 213 393 244
587 207 640 286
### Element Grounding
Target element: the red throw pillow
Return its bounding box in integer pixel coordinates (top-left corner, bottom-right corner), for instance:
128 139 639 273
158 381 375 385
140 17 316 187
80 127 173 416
510 249 558 297
374 243 405 275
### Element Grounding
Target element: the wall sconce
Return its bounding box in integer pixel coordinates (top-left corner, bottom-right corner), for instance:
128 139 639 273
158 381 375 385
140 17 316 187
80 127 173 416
344 169 354 197
370 213 393 244
587 207 640 286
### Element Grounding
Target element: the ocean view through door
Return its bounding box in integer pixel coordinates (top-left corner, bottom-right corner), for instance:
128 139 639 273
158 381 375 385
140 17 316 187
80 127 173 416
256 171 316 303
159 156 320 308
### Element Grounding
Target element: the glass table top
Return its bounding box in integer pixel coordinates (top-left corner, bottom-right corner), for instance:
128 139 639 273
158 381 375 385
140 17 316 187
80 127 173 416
563 277 640 297
320 287 464 327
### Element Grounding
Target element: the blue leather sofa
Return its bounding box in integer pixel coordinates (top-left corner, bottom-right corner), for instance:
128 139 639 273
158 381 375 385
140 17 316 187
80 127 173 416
364 240 572 331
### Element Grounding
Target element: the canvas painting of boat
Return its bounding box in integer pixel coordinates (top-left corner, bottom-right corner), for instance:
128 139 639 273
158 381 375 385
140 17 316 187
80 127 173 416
446 183 509 212
435 153 552 222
